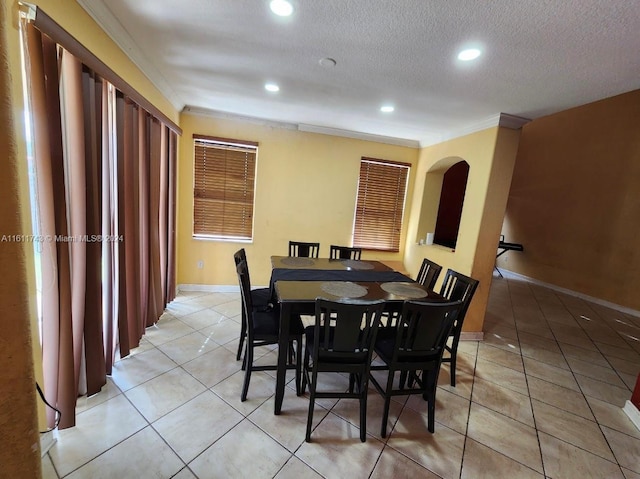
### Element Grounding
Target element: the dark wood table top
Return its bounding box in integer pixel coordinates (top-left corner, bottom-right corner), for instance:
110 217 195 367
275 280 443 304
270 255 393 271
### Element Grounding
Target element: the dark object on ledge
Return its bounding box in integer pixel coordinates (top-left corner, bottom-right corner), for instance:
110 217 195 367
495 236 524 278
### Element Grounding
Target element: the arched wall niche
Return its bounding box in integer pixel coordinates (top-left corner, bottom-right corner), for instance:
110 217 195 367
416 156 470 249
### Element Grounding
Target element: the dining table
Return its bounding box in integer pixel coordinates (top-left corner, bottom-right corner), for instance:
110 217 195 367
270 256 444 415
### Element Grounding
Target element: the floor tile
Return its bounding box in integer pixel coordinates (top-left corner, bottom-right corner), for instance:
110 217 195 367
471 377 534 426
566 356 627 388
387 407 466 478
477 342 524 372
212 370 276 416
574 374 631 406
110 347 177 391
467 402 543 473
531 399 614 461
41 454 58 479
539 431 624 479
144 316 197 346
461 438 543 479
522 356 580 391
295 412 385 478
601 426 640 474
178 308 229 331
74 377 121 415
248 386 328 452
65 426 184 479
526 375 593 420
48 395 148 477
274 456 323 479
474 358 529 395
182 346 242 388
370 446 440 478
158 330 220 365
153 390 244 463
125 367 206 422
585 396 640 439
189 419 291 479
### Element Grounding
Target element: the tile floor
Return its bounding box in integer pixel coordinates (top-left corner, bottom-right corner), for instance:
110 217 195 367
41 273 640 479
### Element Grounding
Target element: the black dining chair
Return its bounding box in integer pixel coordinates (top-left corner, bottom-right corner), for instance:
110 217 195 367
439 269 479 386
301 298 385 442
415 257 442 290
236 260 304 401
369 300 463 437
288 241 320 258
329 245 362 260
233 249 273 361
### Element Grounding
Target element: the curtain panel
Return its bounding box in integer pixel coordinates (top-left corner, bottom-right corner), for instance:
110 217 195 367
23 19 178 428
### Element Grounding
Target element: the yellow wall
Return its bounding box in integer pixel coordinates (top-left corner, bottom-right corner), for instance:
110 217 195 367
177 113 420 287
502 89 640 311
405 126 520 333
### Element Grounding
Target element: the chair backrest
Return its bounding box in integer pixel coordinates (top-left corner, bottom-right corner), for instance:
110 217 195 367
234 248 253 288
415 257 442 290
236 259 254 318
329 245 362 260
312 298 385 364
289 241 320 258
389 300 463 365
439 269 479 337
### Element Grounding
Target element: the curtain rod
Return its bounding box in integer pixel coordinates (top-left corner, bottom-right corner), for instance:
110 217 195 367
21 3 181 135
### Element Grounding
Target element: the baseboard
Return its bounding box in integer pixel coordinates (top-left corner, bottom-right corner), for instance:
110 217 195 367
178 284 242 293
40 430 56 456
497 269 640 318
623 400 640 431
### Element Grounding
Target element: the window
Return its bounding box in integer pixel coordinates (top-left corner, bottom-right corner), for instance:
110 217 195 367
193 134 257 240
353 157 410 251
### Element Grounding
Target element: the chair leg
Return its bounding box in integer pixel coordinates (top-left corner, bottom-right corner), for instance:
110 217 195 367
300 347 310 394
236 311 247 361
295 337 303 395
424 369 436 433
380 371 395 438
241 345 253 402
360 389 367 442
305 370 318 442
450 352 457 387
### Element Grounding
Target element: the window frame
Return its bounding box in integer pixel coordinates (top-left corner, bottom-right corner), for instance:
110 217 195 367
192 134 258 242
352 157 410 252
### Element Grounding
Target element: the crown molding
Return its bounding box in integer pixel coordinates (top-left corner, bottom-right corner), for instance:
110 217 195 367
76 0 184 111
183 106 299 130
419 113 530 147
297 124 421 148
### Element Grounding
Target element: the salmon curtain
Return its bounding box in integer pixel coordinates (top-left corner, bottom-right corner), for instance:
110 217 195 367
23 19 178 429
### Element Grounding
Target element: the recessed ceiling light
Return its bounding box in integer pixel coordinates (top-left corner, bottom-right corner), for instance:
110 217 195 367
270 0 293 16
319 57 337 68
380 105 394 113
458 48 482 61
265 83 280 92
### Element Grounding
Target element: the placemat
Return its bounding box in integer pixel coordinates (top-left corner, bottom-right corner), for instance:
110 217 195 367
340 259 375 270
280 257 315 267
380 282 428 299
320 281 368 298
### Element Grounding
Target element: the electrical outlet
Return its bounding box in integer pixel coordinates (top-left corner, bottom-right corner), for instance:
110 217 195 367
197 260 204 269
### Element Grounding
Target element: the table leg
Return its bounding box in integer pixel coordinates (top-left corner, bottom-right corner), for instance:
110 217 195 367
274 302 291 415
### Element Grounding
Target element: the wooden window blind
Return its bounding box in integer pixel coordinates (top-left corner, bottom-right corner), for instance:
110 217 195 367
193 135 257 240
353 158 410 252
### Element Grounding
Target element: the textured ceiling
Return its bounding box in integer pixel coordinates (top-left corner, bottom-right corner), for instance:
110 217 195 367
79 0 640 146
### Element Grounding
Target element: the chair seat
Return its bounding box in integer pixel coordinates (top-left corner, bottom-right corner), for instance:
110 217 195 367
253 310 304 339
251 287 272 308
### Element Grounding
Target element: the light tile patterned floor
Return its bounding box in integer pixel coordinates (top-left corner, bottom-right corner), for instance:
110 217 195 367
41 274 640 479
